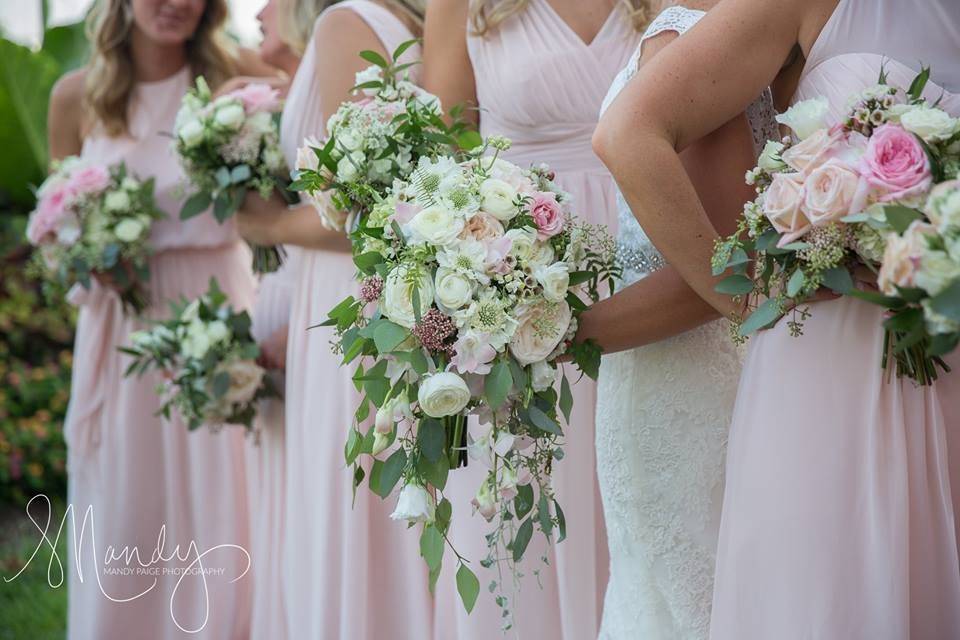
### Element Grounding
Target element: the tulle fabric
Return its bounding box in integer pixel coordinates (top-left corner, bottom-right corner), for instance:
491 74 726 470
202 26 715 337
432 3 640 638
710 2 960 635
279 3 433 638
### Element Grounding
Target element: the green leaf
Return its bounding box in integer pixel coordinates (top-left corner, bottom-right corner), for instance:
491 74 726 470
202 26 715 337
456 564 480 614
421 454 450 491
724 248 751 269
714 274 754 296
359 49 389 68
527 405 562 435
230 164 252 184
738 298 783 336
559 375 573 424
928 279 960 322
484 360 513 409
512 518 534 562
884 307 923 332
908 66 931 101
354 251 384 274
884 205 924 234
211 371 231 398
514 483 534 520
457 130 483 151
928 332 960 357
375 448 407 498
821 267 854 295
392 38 420 62
554 500 567 543
419 525 444 571
786 269 806 298
373 321 409 353
417 418 445 463
567 270 595 286
537 492 553 539
41 22 90 71
344 428 363 465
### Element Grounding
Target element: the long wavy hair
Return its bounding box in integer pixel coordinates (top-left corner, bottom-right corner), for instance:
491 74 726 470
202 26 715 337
277 0 426 55
84 0 236 136
470 0 655 36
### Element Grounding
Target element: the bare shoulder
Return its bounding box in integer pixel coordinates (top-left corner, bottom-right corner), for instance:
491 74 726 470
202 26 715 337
426 0 469 23
314 5 385 57
49 68 86 118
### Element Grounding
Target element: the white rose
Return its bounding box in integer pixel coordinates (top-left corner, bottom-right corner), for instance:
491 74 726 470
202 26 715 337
901 107 959 142
336 152 362 182
479 178 519 221
505 228 537 262
206 320 231 345
915 249 960 296
527 241 556 269
218 358 265 405
178 118 205 147
382 267 434 328
417 371 471 418
390 481 435 523
886 103 921 122
757 140 787 172
776 97 830 140
104 190 131 212
114 218 144 243
182 320 212 359
408 205 464 247
214 103 245 130
534 262 570 302
509 301 572 366
121 177 140 191
435 267 475 311
530 360 556 392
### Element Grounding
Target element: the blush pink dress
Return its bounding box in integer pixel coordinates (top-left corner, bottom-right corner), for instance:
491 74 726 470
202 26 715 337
280 3 433 638
66 67 256 639
710 1 960 638
433 3 640 638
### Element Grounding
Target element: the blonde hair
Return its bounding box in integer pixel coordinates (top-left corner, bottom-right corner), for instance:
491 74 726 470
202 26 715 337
470 0 654 36
84 0 237 136
278 0 426 54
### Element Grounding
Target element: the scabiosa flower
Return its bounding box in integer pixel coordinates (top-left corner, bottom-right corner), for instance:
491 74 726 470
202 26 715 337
412 308 457 353
360 275 384 304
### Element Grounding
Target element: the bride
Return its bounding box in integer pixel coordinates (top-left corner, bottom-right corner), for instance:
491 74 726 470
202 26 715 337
578 1 779 637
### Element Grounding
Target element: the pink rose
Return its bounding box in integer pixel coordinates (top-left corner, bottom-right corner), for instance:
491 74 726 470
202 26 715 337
801 160 860 225
526 191 564 240
66 164 110 198
229 83 281 113
877 220 935 294
763 172 811 245
460 212 504 243
27 185 72 245
859 124 932 203
782 129 867 174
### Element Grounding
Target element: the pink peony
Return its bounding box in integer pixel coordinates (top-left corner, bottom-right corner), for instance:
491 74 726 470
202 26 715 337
229 83 281 113
66 164 110 198
762 172 811 246
526 191 564 240
859 124 932 203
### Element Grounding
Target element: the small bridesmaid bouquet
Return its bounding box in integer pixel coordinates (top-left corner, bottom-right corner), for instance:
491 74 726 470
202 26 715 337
26 157 163 314
322 138 617 614
291 40 479 231
122 279 278 431
173 77 292 273
712 67 960 383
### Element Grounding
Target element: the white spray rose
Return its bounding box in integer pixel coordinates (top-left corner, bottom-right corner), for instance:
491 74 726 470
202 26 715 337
104 190 131 212
527 241 556 269
418 371 471 418
390 481 435 523
206 320 231 345
505 228 537 262
776 97 830 140
757 140 787 172
901 107 959 142
381 267 434 328
214 103 245 130
182 320 212 359
435 267 475 311
114 218 144 243
178 118 205 147
534 262 571 302
479 178 519 221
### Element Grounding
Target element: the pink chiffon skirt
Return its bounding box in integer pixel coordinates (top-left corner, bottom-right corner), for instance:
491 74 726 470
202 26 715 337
710 296 960 639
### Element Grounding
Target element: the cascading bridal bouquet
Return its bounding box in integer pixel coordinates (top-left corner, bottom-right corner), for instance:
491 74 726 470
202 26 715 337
123 279 277 431
173 77 293 273
712 67 960 383
322 137 617 615
291 40 479 231
26 157 163 313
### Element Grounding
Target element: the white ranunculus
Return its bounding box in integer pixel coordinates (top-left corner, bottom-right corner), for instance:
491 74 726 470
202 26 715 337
382 267 434 328
757 140 787 172
479 178 519 221
534 262 571 302
408 205 464 247
390 481 435 523
104 190 131 212
776 97 830 140
435 267 475 311
219 358 265 405
505 228 537 262
178 118 205 147
214 103 245 130
338 130 362 152
530 360 556 392
418 371 471 417
114 218 144 243
901 107 959 142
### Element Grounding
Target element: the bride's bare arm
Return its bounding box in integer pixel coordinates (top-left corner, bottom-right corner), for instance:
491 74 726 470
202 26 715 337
593 0 837 315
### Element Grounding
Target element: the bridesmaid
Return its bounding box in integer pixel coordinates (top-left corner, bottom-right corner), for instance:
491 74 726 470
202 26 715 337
423 1 643 637
233 1 435 638
47 0 273 637
596 0 960 637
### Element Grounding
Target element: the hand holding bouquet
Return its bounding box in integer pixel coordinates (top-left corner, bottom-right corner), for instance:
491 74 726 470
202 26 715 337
26 157 162 313
173 77 291 272
324 138 617 614
123 279 277 431
712 68 960 383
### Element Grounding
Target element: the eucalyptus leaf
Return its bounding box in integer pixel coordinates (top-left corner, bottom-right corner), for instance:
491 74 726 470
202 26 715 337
714 274 754 296
738 298 783 336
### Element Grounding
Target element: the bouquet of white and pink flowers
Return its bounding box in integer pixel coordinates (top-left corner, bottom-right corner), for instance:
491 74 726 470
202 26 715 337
292 41 478 231
173 77 292 272
26 157 162 313
123 279 277 431
713 67 960 383
323 137 617 615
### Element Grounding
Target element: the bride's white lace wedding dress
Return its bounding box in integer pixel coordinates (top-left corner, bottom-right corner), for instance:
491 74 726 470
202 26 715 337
594 7 779 639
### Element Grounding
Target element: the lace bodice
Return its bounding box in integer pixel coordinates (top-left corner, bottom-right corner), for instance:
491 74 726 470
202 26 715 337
600 6 779 286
